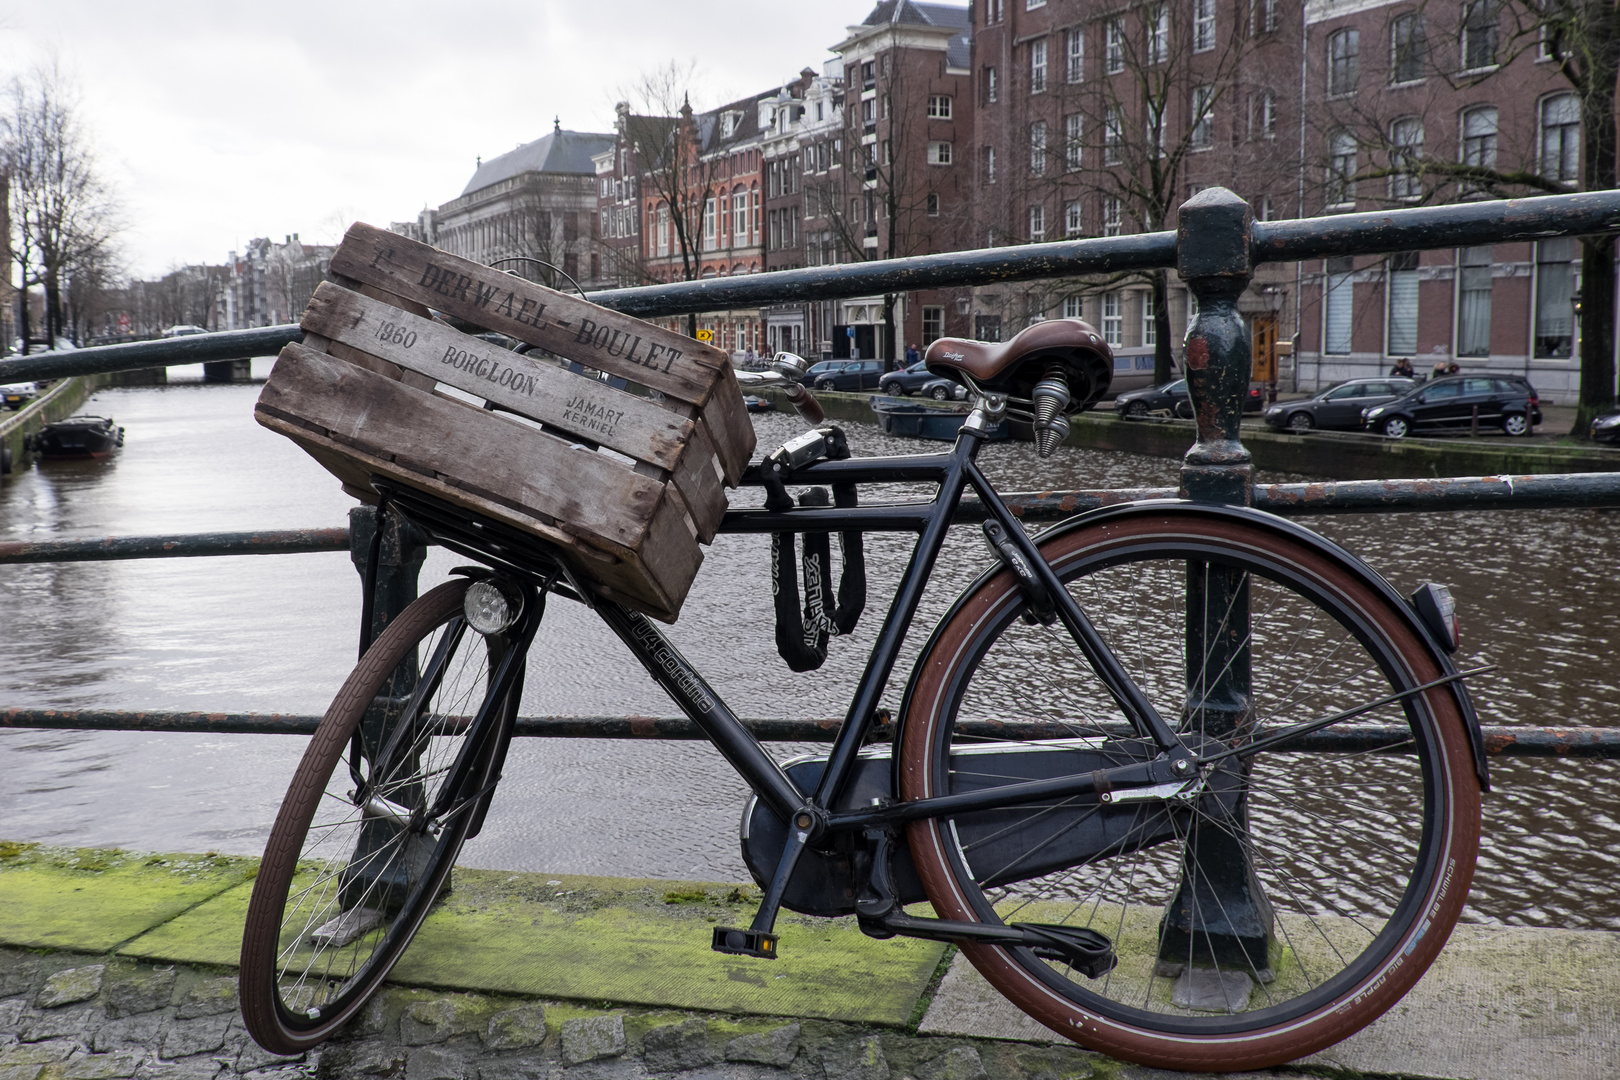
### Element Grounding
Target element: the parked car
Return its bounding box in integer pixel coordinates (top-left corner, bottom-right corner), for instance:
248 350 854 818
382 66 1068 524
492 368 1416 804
1363 374 1541 438
1 382 38 410
807 359 887 392
879 361 965 400
1115 378 1192 420
1264 378 1416 432
1591 409 1620 445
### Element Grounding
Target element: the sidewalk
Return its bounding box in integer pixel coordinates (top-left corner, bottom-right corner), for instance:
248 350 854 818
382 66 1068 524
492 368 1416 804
2 842 1615 1080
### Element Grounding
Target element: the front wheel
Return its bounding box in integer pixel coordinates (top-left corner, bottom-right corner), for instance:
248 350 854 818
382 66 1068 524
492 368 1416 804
1382 416 1410 438
1123 401 1148 420
815 378 836 391
1286 412 1314 432
240 579 520 1054
900 509 1480 1071
881 381 905 396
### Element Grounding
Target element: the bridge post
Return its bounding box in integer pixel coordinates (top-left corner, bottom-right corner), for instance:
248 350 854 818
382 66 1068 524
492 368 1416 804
1158 188 1276 977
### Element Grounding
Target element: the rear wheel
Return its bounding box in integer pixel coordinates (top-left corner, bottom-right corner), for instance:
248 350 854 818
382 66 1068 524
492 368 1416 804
930 384 952 400
815 378 836 391
882 381 906 396
900 509 1480 1071
1502 413 1530 436
240 579 518 1054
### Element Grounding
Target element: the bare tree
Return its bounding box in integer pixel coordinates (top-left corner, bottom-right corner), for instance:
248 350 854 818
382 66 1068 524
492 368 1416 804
4 60 121 348
618 63 721 336
1317 0 1618 432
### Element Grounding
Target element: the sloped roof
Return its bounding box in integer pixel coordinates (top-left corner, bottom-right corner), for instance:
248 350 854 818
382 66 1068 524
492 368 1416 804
460 128 616 195
699 91 768 155
861 0 969 29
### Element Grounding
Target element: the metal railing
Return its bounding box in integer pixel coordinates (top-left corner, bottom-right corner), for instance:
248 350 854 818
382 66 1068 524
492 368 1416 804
3 188 1619 759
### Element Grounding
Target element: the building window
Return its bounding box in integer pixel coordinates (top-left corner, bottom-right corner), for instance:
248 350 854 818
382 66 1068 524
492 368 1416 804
1390 118 1423 200
656 206 670 256
1141 294 1158 345
985 0 1004 24
1461 106 1498 177
1103 196 1123 236
1065 113 1083 169
1027 0 1046 7
1190 85 1214 148
733 191 748 248
927 192 941 215
702 197 716 245
928 95 952 119
1102 292 1123 345
1392 13 1427 82
1386 250 1419 355
1462 0 1499 70
1534 238 1576 357
921 306 945 345
1329 29 1360 96
752 186 761 243
1457 245 1493 356
861 60 876 89
982 144 997 184
1066 29 1084 82
1031 38 1048 93
1329 131 1357 207
1324 256 1353 354
1194 0 1216 52
1063 294 1083 319
1106 19 1124 73
1251 90 1275 139
928 140 954 165
1029 204 1046 241
1253 0 1279 34
984 66 998 103
1540 94 1580 183
1030 121 1047 173
1257 194 1274 220
1104 105 1123 164
1150 5 1170 63
1065 200 1083 235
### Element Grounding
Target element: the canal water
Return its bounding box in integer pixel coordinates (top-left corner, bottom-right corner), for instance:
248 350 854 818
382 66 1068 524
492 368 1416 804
2 368 1617 930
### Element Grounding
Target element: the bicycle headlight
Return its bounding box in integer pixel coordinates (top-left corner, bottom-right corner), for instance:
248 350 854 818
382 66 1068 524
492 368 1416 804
464 579 520 635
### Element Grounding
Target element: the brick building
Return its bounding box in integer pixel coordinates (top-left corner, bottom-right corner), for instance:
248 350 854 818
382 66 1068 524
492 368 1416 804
1296 0 1584 400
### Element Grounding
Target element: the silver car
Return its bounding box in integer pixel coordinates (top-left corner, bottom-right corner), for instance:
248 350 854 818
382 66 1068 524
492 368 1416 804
1264 378 1415 432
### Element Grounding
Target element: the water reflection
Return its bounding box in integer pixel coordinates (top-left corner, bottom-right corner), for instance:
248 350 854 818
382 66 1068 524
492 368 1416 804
1 382 1616 929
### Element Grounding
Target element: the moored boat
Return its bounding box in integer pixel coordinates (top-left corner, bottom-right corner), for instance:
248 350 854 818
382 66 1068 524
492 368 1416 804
26 416 126 459
868 396 1009 441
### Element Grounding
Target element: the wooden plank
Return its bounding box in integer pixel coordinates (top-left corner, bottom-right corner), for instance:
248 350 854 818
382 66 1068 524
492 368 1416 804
258 343 672 553
301 282 695 472
700 370 753 484
328 222 727 406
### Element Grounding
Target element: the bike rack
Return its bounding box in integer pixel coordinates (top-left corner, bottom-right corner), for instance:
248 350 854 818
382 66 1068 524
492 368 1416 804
4 189 1620 959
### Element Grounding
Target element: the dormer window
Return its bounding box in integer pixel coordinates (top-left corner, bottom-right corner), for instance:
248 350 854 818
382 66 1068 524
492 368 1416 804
722 111 741 138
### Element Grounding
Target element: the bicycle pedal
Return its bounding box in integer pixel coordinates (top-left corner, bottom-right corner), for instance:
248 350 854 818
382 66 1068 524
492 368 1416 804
1015 922 1117 979
712 926 779 959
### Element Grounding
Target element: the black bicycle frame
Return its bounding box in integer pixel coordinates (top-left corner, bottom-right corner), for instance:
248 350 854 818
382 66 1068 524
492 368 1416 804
592 425 1193 833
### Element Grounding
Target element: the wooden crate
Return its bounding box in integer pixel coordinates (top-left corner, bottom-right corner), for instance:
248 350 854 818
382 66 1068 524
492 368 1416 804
254 222 755 622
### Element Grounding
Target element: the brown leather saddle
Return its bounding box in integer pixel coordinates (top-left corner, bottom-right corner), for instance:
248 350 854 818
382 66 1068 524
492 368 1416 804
924 319 1113 410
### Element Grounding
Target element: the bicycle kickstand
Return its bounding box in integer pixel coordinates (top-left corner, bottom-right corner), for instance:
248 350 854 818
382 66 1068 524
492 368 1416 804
712 808 817 960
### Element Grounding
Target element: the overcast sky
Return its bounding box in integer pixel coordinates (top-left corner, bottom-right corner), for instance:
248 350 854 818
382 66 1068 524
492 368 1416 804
2 1 881 278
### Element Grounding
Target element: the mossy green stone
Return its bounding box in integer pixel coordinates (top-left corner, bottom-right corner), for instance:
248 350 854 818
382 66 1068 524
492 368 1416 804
0 845 255 953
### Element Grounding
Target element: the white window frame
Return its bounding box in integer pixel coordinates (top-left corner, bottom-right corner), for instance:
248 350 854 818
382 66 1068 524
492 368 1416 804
1030 120 1047 173
928 95 953 119
1251 90 1275 140
1102 291 1123 345
1329 131 1357 207
1194 0 1216 52
1329 28 1360 96
1539 93 1580 184
1063 294 1083 319
1103 196 1123 236
1031 38 1048 93
1323 257 1354 355
1190 85 1214 148
1141 292 1158 345
1104 105 1122 164
1106 19 1125 73
1391 13 1427 84
1389 118 1423 200
1066 28 1084 82
1029 204 1047 241
1386 250 1419 355
1150 5 1170 63
928 141 954 165
1461 0 1499 72
1065 113 1083 170
1065 200 1083 236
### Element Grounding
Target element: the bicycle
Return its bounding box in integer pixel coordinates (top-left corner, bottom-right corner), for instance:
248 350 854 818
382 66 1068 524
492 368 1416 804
239 320 1485 1072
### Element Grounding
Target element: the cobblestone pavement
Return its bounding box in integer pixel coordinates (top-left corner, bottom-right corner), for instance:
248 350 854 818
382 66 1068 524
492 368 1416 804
0 947 1153 1080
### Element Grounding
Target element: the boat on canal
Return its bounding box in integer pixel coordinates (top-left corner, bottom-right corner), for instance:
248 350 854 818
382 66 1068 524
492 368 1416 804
868 395 1009 441
26 415 126 459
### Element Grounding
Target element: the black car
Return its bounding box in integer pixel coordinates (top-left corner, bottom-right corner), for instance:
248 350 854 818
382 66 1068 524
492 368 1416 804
806 359 887 392
1115 378 1192 420
1363 374 1541 438
878 361 965 400
1264 378 1416 433
1591 409 1620 444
